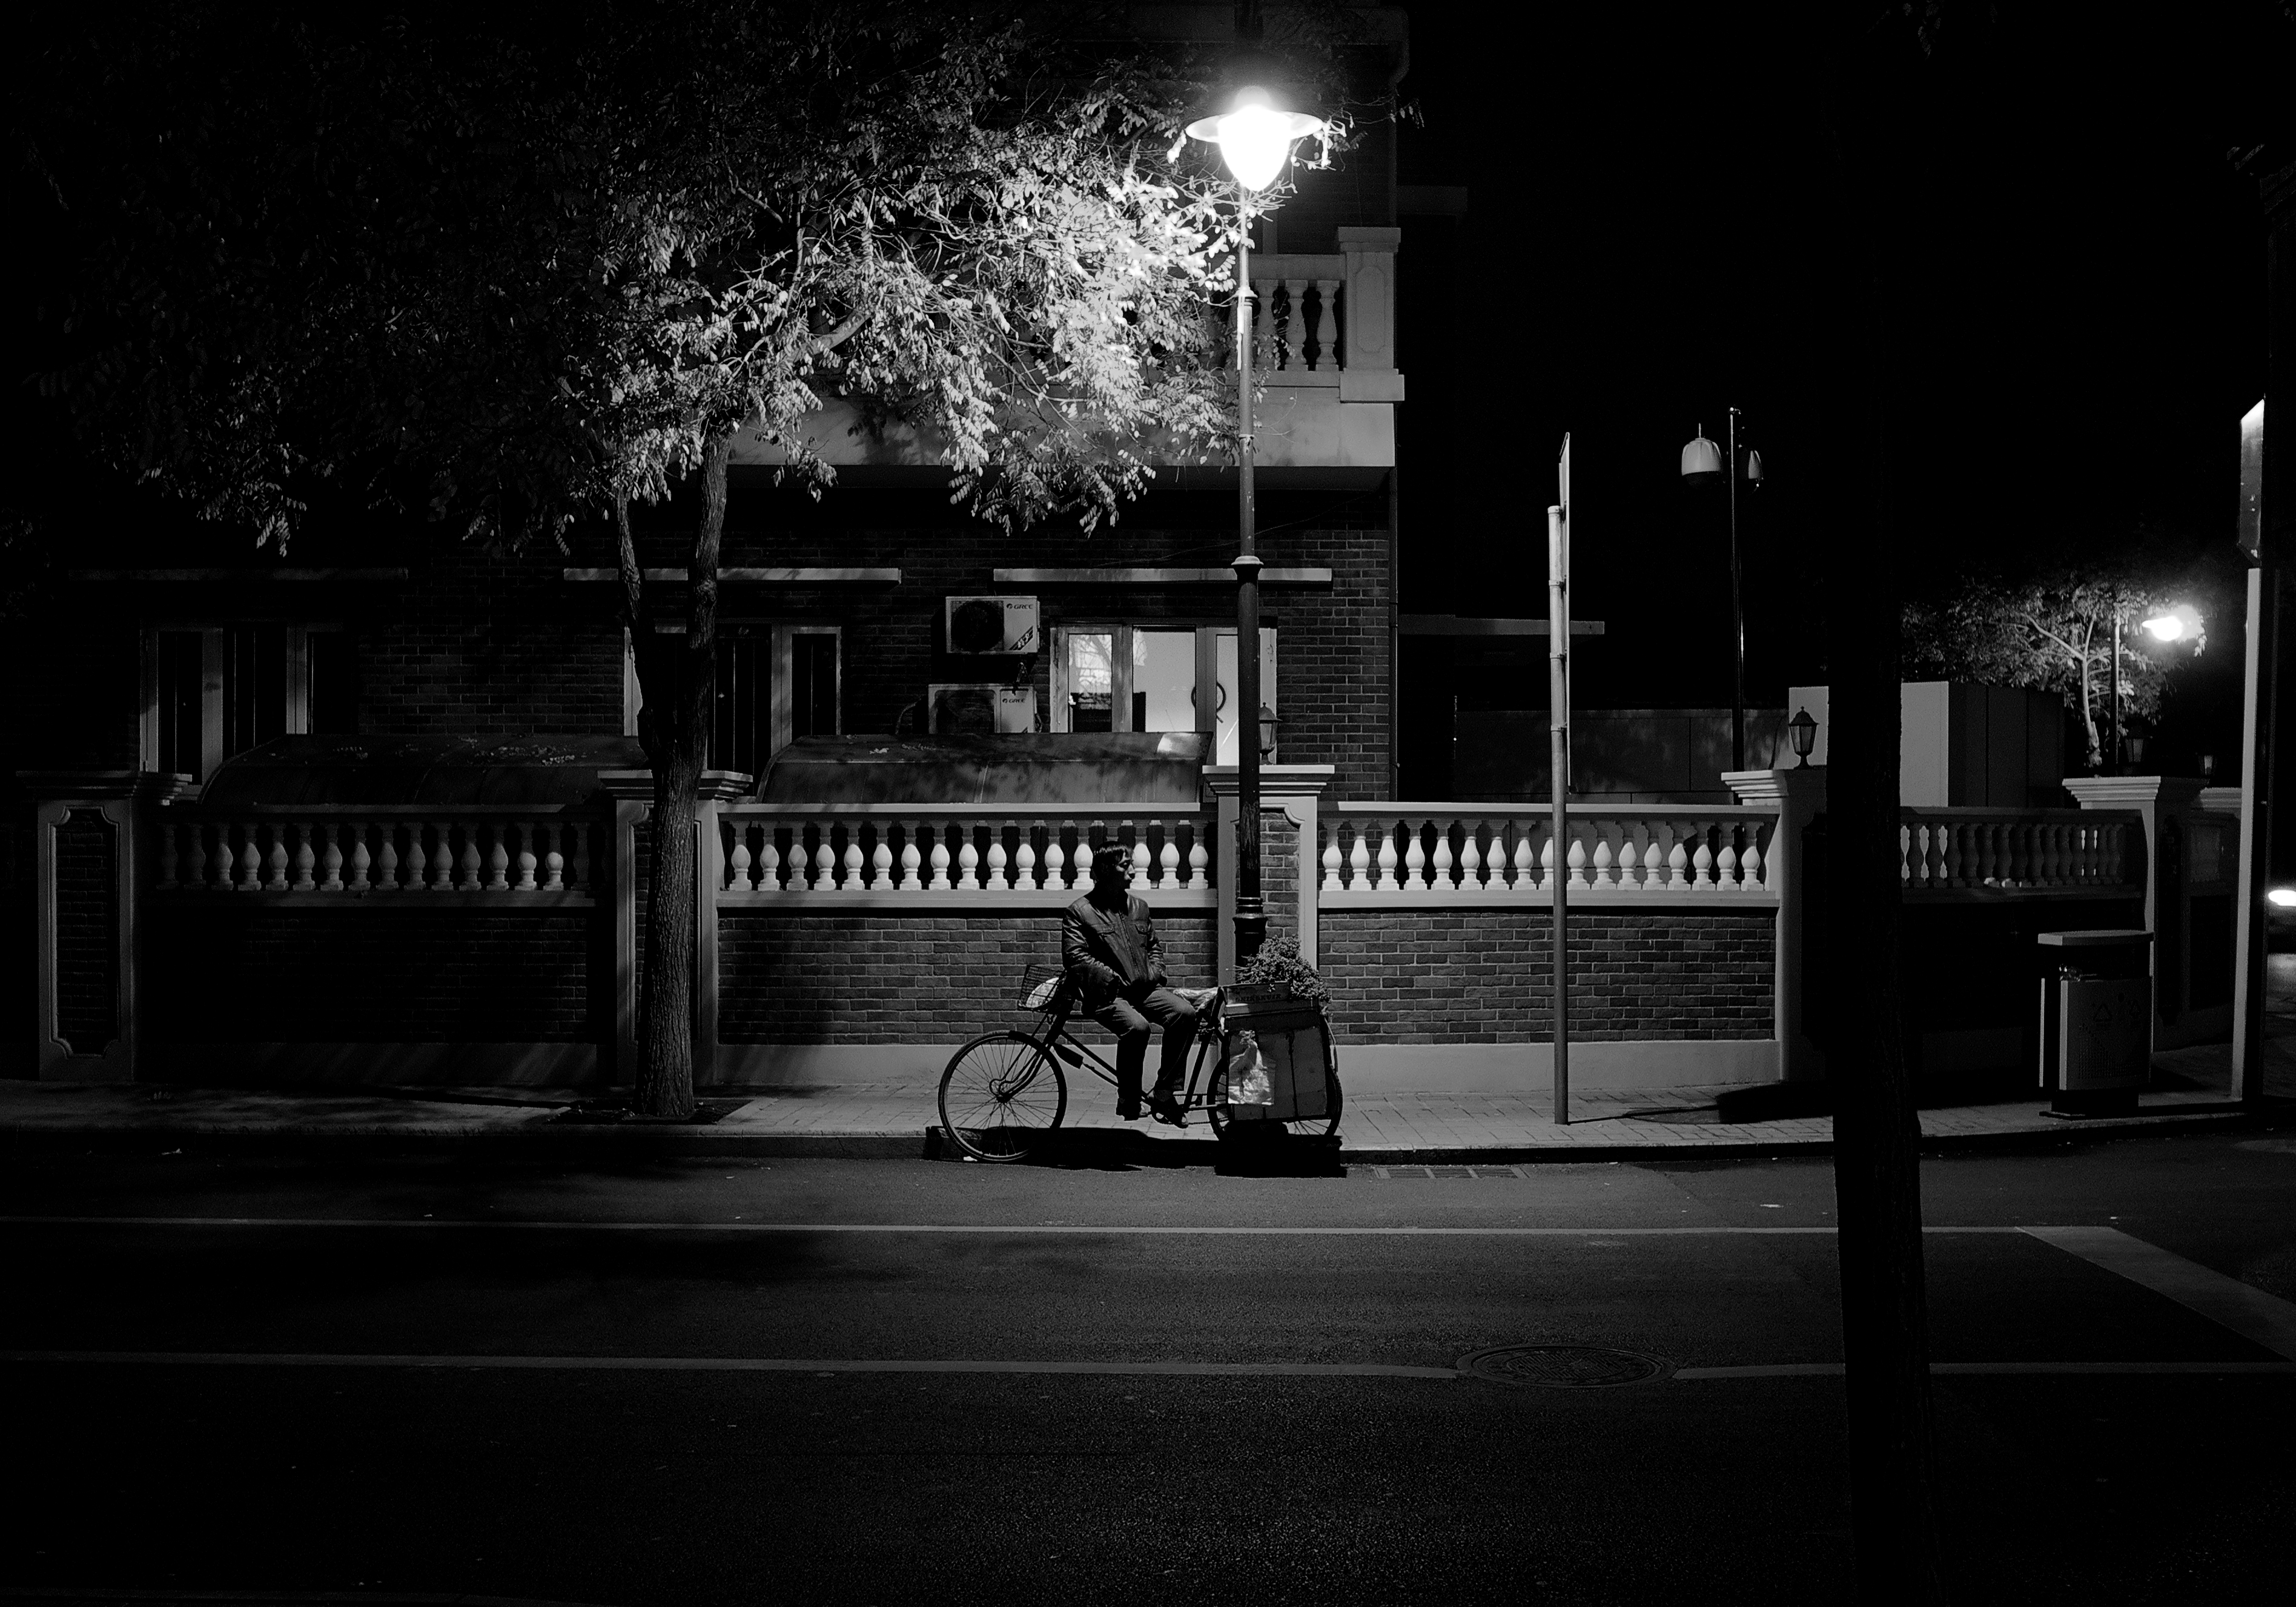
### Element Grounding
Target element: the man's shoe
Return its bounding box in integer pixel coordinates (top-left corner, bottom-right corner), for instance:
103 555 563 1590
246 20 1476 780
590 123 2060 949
1117 1095 1142 1121
1148 1093 1188 1128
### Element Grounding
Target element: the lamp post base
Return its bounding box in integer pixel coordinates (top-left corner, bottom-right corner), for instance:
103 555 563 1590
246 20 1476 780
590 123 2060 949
1233 903 1268 969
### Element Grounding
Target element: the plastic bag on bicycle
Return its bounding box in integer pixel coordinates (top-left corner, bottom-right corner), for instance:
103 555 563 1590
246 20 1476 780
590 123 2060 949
1225 1029 1275 1110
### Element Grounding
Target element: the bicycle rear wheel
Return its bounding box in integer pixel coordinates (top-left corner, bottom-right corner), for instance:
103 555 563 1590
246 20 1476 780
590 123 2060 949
939 1032 1067 1161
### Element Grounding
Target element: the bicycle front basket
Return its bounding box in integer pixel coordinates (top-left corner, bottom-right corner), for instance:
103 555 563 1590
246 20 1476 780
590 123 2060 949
1020 962 1067 1011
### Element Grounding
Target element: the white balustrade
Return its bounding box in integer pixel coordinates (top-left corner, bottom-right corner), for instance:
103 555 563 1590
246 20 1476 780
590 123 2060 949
155 811 598 896
1316 808 1780 900
715 809 1216 899
1896 808 2138 893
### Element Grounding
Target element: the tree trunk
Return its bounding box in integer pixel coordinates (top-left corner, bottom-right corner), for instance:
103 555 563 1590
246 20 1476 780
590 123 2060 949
1823 24 1950 1606
626 435 733 1120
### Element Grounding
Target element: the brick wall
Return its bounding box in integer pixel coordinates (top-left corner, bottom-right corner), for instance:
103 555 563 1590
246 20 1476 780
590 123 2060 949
147 909 596 1042
720 909 1217 1043
1319 909 1775 1044
359 541 625 739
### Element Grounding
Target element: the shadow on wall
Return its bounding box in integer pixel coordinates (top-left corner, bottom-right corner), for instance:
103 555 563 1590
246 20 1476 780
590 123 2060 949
1453 709 1787 803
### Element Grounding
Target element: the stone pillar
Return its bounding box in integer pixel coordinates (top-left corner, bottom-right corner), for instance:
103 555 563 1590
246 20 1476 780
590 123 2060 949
20 770 186 1081
2065 775 2210 1051
598 769 655 1086
1727 767 1828 1082
1205 765 1334 983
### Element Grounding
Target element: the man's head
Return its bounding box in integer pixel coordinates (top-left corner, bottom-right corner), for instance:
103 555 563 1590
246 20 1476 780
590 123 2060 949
1089 845 1133 894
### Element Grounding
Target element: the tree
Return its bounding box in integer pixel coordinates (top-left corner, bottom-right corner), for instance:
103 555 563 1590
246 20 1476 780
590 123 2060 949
24 1 1371 1115
1904 569 2210 770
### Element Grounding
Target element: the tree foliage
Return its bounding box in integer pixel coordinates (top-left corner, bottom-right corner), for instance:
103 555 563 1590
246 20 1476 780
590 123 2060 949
1902 567 2212 768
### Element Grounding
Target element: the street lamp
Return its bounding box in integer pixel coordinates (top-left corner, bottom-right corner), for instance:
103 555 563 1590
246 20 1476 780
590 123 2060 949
1188 85 1325 968
2109 601 2204 773
1681 411 1765 770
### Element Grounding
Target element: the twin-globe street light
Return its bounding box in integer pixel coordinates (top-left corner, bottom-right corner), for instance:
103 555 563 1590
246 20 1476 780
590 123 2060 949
1681 414 1764 771
1188 86 1325 966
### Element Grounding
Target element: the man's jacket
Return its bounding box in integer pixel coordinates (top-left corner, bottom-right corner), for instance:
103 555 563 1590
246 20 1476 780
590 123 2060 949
1061 893 1168 1011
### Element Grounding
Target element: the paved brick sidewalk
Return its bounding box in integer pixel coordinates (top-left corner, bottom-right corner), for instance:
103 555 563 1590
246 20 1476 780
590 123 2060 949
6 1073 2288 1160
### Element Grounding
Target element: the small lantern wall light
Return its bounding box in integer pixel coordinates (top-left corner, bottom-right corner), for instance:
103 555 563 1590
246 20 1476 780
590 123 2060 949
1788 706 1819 768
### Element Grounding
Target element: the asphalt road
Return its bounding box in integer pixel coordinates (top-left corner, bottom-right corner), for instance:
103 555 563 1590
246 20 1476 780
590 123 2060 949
6 1132 2294 1606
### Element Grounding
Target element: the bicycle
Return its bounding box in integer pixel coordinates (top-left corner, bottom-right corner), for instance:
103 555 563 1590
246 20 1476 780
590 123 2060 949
937 963 1343 1163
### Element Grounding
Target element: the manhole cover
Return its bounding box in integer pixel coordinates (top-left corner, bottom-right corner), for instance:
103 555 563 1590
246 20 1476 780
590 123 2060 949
1457 1345 1672 1387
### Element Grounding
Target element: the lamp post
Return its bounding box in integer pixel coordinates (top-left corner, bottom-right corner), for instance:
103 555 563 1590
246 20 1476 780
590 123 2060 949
1188 86 1324 968
1681 411 1765 770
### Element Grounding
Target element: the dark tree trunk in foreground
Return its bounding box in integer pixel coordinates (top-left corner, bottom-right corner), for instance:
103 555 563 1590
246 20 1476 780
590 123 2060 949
619 435 733 1120
1821 15 1948 1602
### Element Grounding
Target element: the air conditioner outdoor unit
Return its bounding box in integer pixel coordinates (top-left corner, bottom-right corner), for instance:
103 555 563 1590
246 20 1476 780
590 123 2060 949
930 685 1037 734
944 595 1041 655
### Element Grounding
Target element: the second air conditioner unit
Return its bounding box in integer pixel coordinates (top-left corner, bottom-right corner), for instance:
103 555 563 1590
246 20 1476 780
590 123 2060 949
944 595 1041 655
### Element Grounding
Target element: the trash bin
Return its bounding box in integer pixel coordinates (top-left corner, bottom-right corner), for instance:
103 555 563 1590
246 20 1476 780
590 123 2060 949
2037 929 2152 1118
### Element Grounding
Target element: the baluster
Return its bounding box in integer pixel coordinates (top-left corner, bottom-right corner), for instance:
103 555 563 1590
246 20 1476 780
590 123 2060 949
184 823 206 891
1044 827 1068 891
1403 821 1428 889
1741 823 1765 890
314 822 342 891
1322 830 1344 893
1309 278 1337 369
1431 822 1454 889
1459 820 1485 892
1129 829 1151 889
1716 831 1740 890
727 820 752 891
838 829 863 891
1568 828 1592 890
957 825 981 891
1538 830 1556 892
1373 822 1398 891
927 825 953 891
756 827 781 891
1157 831 1179 889
512 823 538 891
812 831 838 892
1346 824 1370 890
2053 822 2072 885
1664 825 1689 892
262 823 289 891
288 822 316 891
397 824 422 891
1189 827 1209 888
976 822 1002 890
1591 827 1615 889
469 822 494 891
1512 827 1537 891
873 827 896 891
1280 279 1306 368
1632 827 1657 891
1252 277 1277 370
1689 826 1715 891
897 823 922 892
230 826 254 890
540 822 564 891
346 822 372 891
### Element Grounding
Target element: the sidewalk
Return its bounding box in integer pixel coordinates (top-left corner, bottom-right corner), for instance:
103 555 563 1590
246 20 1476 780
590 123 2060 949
6 1064 2291 1162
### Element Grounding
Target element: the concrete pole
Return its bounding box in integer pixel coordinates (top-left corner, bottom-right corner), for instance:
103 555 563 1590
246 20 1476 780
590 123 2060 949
1549 503 1570 1125
1232 206 1267 968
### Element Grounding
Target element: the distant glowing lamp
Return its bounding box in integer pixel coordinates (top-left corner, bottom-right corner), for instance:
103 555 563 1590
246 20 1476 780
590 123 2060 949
1186 87 1326 192
2268 888 2296 909
2140 604 2204 644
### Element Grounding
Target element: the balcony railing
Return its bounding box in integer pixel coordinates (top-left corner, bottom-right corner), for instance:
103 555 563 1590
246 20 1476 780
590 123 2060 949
1319 805 1779 906
1897 807 2140 896
718 805 1213 902
153 805 602 900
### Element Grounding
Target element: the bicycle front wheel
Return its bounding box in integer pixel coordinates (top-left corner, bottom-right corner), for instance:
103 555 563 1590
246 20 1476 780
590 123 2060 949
939 1032 1067 1162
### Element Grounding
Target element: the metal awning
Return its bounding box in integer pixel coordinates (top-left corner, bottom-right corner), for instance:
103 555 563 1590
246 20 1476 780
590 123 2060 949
756 733 1209 805
199 735 647 807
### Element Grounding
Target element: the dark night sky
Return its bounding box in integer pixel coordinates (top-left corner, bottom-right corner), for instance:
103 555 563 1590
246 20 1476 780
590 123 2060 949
1387 4 2290 778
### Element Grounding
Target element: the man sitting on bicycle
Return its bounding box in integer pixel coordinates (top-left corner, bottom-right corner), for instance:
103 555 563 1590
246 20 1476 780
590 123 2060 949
1062 845 1199 1127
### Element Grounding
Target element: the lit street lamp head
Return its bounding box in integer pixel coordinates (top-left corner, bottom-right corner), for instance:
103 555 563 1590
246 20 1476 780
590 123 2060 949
1186 87 1325 191
1679 426 1724 486
2140 603 2204 645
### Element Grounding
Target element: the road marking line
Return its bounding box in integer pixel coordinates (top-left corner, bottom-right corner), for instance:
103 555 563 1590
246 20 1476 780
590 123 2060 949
1675 1361 2296 1379
0 1350 1458 1380
5 1350 2289 1382
2022 1226 2296 1361
0 1216 2028 1237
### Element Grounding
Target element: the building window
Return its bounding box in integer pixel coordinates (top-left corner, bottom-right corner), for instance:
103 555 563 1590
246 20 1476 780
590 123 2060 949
144 625 356 786
632 623 839 774
1051 624 1277 762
